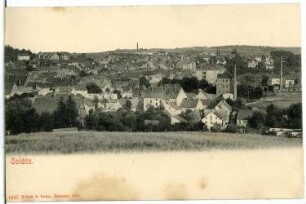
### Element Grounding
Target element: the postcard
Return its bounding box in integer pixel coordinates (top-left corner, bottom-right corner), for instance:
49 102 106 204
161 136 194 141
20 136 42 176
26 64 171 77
4 3 304 201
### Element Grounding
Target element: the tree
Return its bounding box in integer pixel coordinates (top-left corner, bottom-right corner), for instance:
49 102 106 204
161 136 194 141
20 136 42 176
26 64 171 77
66 95 79 127
113 89 122 99
248 112 266 130
86 83 102 94
225 49 248 75
139 76 151 88
53 97 67 128
265 104 283 128
287 103 302 129
124 100 132 111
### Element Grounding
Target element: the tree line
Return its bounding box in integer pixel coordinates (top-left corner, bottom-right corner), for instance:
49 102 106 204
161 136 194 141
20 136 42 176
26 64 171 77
248 103 302 130
5 96 79 135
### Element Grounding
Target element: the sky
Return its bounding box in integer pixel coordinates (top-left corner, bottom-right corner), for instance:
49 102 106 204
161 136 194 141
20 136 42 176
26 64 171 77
5 4 301 53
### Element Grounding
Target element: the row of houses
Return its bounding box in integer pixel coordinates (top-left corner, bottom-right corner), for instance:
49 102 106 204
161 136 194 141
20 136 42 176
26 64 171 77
247 53 274 70
6 75 250 131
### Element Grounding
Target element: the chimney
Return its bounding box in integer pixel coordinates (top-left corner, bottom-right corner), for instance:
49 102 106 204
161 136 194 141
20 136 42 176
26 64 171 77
233 63 237 100
137 42 139 50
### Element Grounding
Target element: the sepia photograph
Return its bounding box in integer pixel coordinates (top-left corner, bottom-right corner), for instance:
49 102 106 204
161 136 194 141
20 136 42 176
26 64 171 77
4 2 304 202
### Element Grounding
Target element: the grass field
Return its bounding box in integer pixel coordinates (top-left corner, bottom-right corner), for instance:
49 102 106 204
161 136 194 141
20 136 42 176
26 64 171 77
5 131 302 154
247 92 301 112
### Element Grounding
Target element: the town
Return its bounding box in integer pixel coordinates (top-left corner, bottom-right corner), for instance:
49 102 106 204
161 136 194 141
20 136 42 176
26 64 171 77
5 44 302 137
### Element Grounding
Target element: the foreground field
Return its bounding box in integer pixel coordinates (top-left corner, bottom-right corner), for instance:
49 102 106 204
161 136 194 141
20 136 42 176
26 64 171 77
5 131 302 154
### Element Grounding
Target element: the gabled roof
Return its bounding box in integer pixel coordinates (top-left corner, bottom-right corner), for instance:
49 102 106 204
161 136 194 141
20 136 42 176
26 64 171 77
215 100 232 111
74 84 87 91
204 109 229 121
197 89 216 100
5 82 16 95
200 99 211 106
186 92 196 99
143 84 183 100
180 99 198 109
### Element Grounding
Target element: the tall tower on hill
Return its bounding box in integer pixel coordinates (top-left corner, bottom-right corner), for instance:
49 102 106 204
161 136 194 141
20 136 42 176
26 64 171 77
137 42 139 50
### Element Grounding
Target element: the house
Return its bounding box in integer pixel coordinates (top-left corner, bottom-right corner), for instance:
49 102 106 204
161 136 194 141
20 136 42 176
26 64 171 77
236 109 253 132
196 89 216 100
175 58 196 71
55 86 73 95
182 61 196 71
271 78 280 85
216 58 226 65
285 79 295 87
201 109 229 130
72 84 88 97
143 84 187 111
264 54 274 70
169 114 187 125
248 60 258 69
141 61 156 70
17 53 30 61
214 99 232 116
5 82 20 98
254 57 262 63
216 71 234 96
146 74 163 85
194 66 226 84
180 99 205 112
99 99 122 112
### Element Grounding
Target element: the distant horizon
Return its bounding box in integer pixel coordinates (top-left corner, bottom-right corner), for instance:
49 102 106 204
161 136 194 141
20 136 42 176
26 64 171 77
4 44 301 54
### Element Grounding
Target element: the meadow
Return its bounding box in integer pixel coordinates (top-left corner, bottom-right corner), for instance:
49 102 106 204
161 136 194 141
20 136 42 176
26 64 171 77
5 131 302 154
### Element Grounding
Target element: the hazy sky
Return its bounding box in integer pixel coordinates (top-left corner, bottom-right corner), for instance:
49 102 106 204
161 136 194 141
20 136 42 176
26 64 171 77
5 4 301 53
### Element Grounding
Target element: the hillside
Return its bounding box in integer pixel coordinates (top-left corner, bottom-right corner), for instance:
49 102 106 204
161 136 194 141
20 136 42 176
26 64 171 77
84 45 301 58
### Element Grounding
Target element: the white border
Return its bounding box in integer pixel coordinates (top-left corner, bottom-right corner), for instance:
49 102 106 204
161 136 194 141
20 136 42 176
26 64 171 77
1 0 305 204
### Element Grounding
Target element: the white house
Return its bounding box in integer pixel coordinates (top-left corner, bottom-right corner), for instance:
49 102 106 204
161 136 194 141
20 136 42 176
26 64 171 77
201 109 229 130
143 84 187 111
285 79 295 87
271 78 281 85
17 53 30 61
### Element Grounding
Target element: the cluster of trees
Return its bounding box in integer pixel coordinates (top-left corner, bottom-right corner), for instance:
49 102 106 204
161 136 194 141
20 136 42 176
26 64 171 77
86 82 102 93
270 50 301 72
248 103 302 130
237 84 263 100
84 106 203 132
6 96 79 135
159 76 216 94
5 46 34 63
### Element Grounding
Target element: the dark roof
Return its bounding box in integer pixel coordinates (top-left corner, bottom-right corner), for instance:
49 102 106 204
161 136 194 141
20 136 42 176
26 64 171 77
200 99 211 105
186 92 196 99
5 82 16 95
217 71 232 79
180 99 198 108
143 84 182 100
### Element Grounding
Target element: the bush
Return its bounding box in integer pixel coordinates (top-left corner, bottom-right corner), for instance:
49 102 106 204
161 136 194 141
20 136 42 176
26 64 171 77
224 124 237 133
